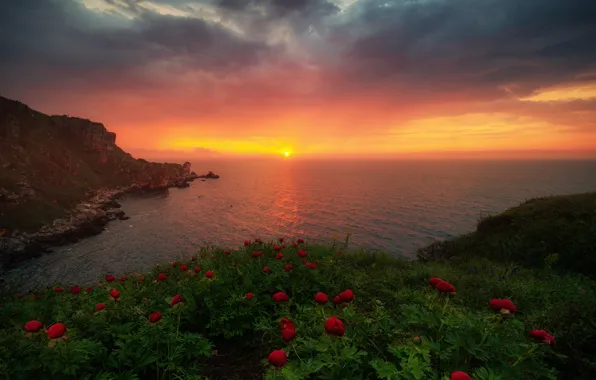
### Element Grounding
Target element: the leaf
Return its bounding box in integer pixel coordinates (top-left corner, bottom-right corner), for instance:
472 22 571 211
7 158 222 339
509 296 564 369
370 359 400 380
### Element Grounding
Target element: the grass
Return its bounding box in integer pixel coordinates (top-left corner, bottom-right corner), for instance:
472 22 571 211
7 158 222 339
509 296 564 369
1 193 595 379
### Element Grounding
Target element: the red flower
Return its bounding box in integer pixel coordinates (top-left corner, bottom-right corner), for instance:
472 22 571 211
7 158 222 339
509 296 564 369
451 371 471 380
157 273 168 281
137 275 144 282
244 240 250 246
191 255 197 261
292 243 298 248
339 289 354 302
268 350 287 367
297 238 304 244
24 320 43 332
304 261 318 269
54 287 64 293
110 289 120 299
435 280 456 293
105 274 115 282
251 251 263 258
172 261 179 268
95 303 106 311
282 327 296 342
279 238 284 243
529 330 556 345
118 276 126 282
69 286 81 295
284 264 293 271
170 295 184 306
337 251 343 255
34 295 41 300
149 312 162 323
211 255 216 261
47 323 66 339
85 286 94 293
180 264 188 272
273 245 282 251
314 292 328 304
276 253 284 260
246 292 254 300
263 266 270 273
279 317 295 330
333 296 342 304
205 271 214 278
194 266 201 273
224 251 231 256
429 277 443 287
413 336 422 344
272 292 289 303
298 250 308 258
324 316 345 336
489 299 517 314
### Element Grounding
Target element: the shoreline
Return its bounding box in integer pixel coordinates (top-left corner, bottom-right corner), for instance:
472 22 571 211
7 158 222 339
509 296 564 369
0 172 221 271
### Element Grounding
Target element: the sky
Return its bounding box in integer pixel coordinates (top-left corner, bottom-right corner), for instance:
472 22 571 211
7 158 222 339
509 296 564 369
1 0 595 160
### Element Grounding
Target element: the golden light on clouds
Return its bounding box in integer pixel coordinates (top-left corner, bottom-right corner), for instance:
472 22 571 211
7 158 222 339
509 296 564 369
520 83 596 102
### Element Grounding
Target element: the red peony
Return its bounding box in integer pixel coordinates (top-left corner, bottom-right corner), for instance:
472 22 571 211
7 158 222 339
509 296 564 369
297 238 304 244
304 261 318 269
339 289 354 302
292 243 298 248
284 264 293 271
314 292 328 304
324 316 345 336
263 266 270 273
85 286 94 293
244 240 250 246
273 245 282 251
279 238 284 243
435 280 456 293
279 317 295 330
172 261 178 267
157 273 167 281
246 292 254 300
282 327 296 342
529 329 556 345
333 296 342 304
54 287 64 293
24 320 43 332
338 251 343 255
272 292 289 303
429 277 443 287
451 371 471 380
95 303 106 311
268 350 287 367
34 295 40 300
118 276 127 282
47 323 66 339
252 251 263 258
205 271 214 278
110 289 120 299
105 274 115 282
276 253 284 260
180 264 188 272
194 266 201 273
297 250 308 258
69 286 81 295
224 251 231 256
489 298 517 314
149 312 162 323
170 295 184 306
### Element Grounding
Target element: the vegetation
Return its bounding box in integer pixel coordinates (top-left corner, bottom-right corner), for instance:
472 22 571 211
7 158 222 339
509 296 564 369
1 193 595 379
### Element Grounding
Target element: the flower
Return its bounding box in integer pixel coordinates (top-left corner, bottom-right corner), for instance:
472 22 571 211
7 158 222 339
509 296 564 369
273 245 282 251
272 292 289 303
279 238 284 243
244 240 250 246
149 312 162 323
54 287 64 293
268 350 287 367
251 251 263 258
292 243 298 248
24 320 43 333
180 264 188 272
333 296 342 305
276 253 284 260
263 266 270 273
337 251 343 255
172 261 179 267
105 274 115 282
34 295 40 300
297 250 308 258
69 286 81 295
137 275 144 282
314 292 328 304
47 323 66 339
283 264 293 271
451 371 471 380
339 289 354 302
170 295 184 306
95 303 106 311
435 280 456 293
85 286 94 293
205 271 214 278
413 336 422 344
324 316 345 336
282 327 296 342
109 289 120 299
429 277 443 287
489 299 517 314
224 251 231 256
191 255 197 261
297 238 304 244
194 266 201 273
304 261 318 269
246 292 254 300
279 317 295 330
118 276 127 282
157 273 168 281
529 330 556 345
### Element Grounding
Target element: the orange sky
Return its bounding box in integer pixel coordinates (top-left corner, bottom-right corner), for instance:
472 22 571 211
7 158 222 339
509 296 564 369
2 0 595 160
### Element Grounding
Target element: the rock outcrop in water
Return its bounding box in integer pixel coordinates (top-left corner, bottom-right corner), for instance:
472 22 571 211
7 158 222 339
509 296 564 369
0 95 209 269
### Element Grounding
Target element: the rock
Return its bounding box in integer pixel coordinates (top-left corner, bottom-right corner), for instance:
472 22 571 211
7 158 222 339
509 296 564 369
197 171 220 179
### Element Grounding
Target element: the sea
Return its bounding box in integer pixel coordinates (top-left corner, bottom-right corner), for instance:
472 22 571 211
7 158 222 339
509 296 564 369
5 159 596 290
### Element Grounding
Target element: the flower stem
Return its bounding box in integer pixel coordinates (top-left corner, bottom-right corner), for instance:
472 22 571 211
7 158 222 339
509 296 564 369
291 343 306 365
512 345 539 367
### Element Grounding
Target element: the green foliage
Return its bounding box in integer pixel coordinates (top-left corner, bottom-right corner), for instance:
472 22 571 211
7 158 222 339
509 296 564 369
1 240 595 379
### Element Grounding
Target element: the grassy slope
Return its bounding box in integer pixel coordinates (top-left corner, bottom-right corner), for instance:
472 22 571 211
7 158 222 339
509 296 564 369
0 194 595 379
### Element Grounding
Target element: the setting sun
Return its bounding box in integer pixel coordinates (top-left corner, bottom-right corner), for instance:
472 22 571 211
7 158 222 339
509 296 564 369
284 151 290 158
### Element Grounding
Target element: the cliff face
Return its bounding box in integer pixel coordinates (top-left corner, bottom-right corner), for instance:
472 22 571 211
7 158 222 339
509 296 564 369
0 96 190 232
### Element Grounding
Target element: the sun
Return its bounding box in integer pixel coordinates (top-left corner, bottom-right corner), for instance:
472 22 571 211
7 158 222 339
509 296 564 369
284 151 290 157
